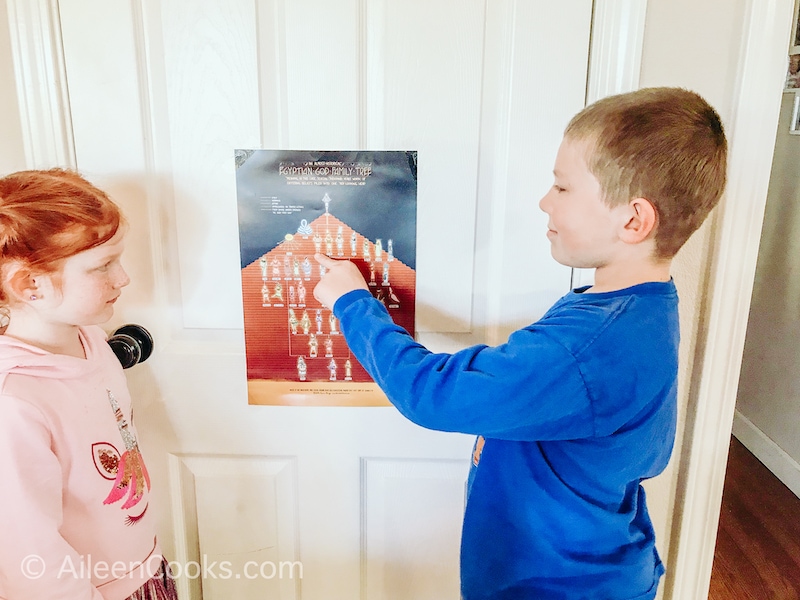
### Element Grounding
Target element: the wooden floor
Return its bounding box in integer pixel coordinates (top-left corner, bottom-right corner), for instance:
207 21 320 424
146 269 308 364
709 436 800 599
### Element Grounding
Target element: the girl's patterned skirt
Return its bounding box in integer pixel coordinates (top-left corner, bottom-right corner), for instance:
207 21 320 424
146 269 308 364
125 557 178 600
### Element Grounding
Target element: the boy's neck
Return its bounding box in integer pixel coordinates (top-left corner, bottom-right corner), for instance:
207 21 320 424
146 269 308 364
585 258 673 293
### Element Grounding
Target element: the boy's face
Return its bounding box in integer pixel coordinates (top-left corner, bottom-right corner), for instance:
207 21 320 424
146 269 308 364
539 137 627 269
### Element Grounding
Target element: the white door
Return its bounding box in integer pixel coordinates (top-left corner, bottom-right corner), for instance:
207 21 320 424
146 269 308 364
8 0 591 597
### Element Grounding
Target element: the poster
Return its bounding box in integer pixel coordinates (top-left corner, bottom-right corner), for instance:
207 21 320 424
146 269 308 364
235 150 417 406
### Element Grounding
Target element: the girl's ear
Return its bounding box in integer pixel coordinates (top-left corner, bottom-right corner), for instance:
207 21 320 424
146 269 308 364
3 262 42 303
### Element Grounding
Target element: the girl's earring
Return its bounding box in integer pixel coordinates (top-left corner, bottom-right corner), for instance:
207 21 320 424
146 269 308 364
29 294 37 301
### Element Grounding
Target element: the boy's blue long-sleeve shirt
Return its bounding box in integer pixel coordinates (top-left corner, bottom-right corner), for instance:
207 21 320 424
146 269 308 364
333 281 679 600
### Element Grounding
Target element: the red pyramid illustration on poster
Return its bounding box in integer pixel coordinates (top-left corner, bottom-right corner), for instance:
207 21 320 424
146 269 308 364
241 212 416 385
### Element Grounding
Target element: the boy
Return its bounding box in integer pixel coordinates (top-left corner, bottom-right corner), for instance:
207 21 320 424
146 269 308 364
314 87 727 600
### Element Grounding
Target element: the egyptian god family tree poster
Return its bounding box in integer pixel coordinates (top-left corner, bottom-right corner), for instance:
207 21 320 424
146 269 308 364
235 150 417 406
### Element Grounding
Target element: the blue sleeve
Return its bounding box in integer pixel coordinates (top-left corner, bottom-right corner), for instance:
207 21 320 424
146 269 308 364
334 290 594 440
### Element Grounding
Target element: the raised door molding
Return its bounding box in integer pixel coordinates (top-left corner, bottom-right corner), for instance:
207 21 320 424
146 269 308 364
360 457 469 599
5 0 74 168
168 454 300 600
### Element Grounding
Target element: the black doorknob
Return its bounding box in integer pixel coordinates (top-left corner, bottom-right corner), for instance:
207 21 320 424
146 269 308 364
108 324 154 369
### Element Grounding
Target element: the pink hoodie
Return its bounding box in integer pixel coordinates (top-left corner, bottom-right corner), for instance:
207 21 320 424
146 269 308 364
0 326 162 600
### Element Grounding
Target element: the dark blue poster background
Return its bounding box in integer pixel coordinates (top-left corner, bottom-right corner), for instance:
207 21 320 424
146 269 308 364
235 150 417 270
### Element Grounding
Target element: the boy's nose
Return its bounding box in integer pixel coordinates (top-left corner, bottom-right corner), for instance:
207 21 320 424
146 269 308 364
538 190 550 213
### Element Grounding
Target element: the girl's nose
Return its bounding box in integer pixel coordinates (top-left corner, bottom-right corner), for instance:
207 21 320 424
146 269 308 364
116 265 131 288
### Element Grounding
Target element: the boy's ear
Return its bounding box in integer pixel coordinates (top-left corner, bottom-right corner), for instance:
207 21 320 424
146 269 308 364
619 197 658 244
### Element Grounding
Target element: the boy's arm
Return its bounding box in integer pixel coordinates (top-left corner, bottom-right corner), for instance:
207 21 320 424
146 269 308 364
314 255 594 440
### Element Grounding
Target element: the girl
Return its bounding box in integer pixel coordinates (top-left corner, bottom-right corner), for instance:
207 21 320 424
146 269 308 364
0 169 177 600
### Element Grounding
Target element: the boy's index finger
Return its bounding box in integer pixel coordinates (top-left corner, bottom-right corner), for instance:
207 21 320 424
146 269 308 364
314 253 339 268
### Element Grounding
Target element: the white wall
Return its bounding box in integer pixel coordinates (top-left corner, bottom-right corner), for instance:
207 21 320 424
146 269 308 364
735 89 800 497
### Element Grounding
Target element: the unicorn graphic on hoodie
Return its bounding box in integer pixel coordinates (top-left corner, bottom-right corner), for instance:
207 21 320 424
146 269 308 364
102 390 151 511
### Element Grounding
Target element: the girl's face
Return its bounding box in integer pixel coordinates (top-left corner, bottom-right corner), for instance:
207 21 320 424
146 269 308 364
35 227 130 327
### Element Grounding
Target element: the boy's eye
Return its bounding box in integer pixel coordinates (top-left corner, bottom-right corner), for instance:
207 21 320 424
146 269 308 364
553 184 566 193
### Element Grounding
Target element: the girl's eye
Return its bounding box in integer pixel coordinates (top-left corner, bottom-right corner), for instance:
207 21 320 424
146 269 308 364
553 185 566 193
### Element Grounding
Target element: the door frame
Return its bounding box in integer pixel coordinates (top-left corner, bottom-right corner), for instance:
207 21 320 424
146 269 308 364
664 0 795 597
2 0 790 597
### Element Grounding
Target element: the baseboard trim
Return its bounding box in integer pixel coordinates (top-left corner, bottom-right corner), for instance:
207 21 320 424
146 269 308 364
732 410 800 500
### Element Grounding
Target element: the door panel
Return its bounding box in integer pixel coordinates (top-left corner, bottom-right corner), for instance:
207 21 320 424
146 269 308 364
364 0 487 333
26 0 592 597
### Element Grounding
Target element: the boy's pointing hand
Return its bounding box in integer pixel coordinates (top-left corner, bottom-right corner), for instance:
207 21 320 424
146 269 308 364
313 253 369 309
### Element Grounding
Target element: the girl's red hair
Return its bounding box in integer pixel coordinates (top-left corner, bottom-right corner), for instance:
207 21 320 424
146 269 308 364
0 169 123 304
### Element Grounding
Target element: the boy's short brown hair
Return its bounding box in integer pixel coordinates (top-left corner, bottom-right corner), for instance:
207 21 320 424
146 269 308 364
565 87 727 259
